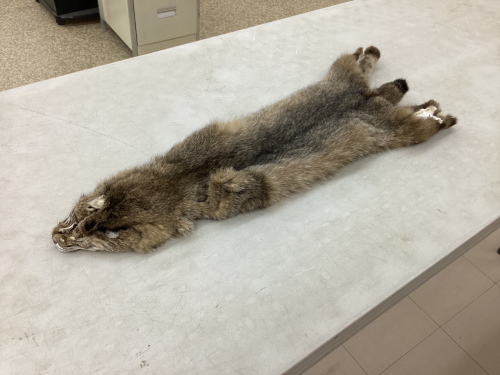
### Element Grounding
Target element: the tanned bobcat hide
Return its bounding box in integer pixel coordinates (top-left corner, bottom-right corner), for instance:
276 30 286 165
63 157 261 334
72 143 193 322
52 46 457 253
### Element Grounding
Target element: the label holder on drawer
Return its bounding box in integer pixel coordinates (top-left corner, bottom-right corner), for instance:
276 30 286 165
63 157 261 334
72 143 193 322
157 6 176 19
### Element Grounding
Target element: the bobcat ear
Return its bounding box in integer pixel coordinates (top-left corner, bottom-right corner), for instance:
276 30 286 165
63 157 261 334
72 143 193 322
88 195 106 210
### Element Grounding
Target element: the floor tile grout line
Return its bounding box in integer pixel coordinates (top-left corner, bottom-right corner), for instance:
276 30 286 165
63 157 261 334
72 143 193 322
440 327 491 375
408 255 497 329
341 344 368 375
462 253 499 285
380 326 442 375
376 327 441 375
438 284 497 328
407 294 440 327
343 297 440 375
406 296 440 329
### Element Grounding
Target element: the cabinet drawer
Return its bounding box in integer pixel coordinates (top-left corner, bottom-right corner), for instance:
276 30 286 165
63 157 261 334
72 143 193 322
133 0 198 46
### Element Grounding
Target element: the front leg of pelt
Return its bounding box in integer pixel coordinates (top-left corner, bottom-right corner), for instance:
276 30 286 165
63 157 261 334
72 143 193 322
206 168 266 219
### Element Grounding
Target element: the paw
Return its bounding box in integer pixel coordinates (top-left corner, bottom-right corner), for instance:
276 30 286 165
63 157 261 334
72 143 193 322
364 46 381 60
210 168 253 194
422 100 441 114
440 115 457 129
393 79 409 94
415 106 443 123
353 47 363 60
175 218 195 237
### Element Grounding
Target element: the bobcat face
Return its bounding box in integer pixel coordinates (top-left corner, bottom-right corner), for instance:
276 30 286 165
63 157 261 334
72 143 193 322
51 192 132 252
51 170 200 253
52 195 106 252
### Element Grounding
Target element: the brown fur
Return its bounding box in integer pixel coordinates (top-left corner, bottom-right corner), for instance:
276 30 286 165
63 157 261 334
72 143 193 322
52 46 457 253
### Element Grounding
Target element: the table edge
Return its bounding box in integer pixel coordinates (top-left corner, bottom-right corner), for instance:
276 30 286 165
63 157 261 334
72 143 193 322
284 214 500 375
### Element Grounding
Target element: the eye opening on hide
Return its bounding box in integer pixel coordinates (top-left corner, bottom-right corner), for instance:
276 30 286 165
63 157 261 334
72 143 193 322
84 220 97 232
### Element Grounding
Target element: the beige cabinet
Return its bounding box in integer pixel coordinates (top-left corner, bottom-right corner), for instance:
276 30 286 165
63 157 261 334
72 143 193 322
99 0 199 56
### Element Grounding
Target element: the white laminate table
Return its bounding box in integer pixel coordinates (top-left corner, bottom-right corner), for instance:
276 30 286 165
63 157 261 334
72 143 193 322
1 0 499 374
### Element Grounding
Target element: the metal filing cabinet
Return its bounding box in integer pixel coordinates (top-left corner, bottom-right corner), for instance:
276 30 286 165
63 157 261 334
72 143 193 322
99 0 199 56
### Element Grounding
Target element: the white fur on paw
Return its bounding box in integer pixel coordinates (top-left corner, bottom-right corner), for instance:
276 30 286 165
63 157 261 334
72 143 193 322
105 230 119 239
415 106 443 124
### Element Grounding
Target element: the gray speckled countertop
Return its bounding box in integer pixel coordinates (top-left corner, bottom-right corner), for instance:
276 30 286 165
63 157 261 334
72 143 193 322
1 0 499 374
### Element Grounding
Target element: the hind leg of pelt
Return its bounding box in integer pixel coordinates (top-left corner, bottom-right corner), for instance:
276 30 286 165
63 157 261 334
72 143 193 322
365 79 409 105
358 46 381 76
323 46 379 86
203 168 268 220
379 104 457 149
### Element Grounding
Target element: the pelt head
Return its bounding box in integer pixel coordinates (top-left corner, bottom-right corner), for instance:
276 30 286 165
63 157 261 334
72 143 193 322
52 167 201 253
52 194 109 252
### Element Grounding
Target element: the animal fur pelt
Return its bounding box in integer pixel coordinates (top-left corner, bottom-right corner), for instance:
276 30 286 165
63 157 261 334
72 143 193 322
52 46 457 253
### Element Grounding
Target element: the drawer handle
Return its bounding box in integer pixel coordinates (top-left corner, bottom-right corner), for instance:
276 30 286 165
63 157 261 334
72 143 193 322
157 6 176 19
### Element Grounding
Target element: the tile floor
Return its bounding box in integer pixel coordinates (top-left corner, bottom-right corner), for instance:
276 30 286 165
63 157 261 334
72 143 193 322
305 228 500 375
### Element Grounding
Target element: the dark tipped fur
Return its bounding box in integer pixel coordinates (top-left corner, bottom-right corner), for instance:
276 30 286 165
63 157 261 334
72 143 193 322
364 46 381 59
52 46 457 253
393 78 409 93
